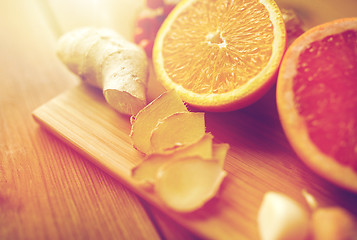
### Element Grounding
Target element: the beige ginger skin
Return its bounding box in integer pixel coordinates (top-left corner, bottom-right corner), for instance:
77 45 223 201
57 27 148 115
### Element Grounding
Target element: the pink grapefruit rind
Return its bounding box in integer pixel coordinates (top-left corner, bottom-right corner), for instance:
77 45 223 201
277 18 357 193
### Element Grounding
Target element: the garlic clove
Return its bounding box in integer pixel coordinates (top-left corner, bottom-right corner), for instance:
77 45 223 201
257 191 309 240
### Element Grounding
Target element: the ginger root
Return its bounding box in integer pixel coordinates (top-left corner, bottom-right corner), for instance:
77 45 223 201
56 27 148 115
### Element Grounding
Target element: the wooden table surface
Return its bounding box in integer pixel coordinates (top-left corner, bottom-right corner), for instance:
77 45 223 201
1 0 357 239
0 0 193 239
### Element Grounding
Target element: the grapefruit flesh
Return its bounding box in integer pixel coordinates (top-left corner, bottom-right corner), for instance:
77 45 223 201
293 30 357 169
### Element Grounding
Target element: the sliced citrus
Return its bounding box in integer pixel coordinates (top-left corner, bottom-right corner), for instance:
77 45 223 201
153 0 286 111
277 18 357 192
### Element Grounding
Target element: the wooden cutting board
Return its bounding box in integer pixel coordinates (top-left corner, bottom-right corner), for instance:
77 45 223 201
32 83 357 239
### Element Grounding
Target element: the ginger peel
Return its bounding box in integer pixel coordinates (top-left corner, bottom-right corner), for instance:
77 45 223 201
132 133 214 187
150 112 206 153
156 157 227 213
56 27 148 115
130 90 229 212
130 90 188 154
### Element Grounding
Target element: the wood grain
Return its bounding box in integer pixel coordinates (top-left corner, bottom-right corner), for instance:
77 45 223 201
33 83 357 239
0 1 162 239
3 0 357 239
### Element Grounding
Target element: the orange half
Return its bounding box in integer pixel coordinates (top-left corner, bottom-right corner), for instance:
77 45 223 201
153 0 286 111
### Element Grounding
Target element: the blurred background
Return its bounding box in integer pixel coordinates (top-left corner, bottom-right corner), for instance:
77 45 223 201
37 0 145 40
36 0 357 40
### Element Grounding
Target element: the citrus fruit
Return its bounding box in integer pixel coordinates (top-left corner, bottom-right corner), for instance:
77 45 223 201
277 18 357 192
153 0 286 111
134 0 179 57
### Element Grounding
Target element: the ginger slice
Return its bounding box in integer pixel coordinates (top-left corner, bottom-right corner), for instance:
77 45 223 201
257 192 309 240
130 90 188 154
150 112 206 153
166 133 214 159
132 133 214 185
56 27 148 115
212 143 230 167
155 156 227 212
